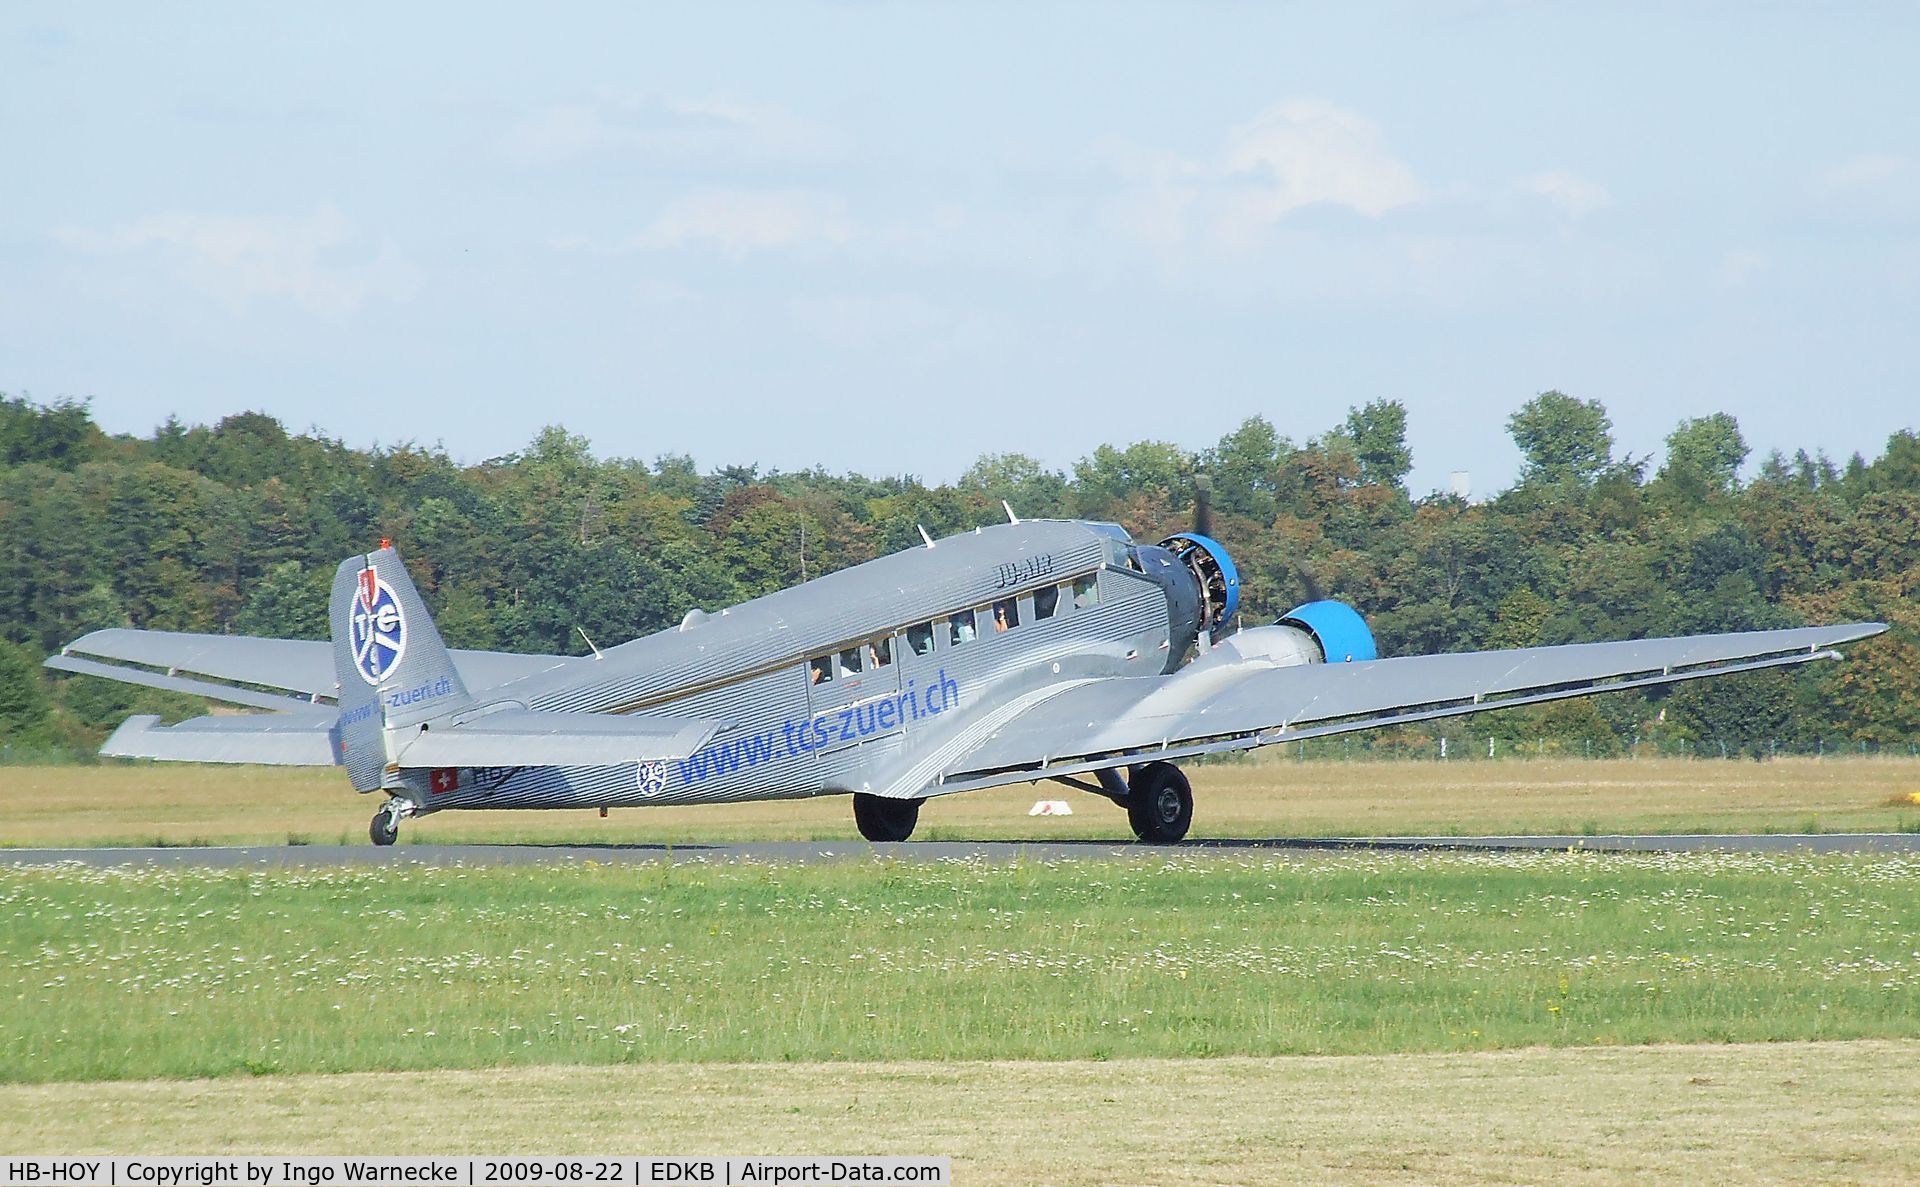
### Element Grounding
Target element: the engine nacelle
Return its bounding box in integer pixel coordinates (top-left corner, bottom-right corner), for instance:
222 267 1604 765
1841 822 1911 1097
1156 533 1239 632
1277 599 1377 664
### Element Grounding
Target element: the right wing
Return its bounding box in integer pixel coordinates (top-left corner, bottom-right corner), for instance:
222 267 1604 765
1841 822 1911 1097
936 621 1888 792
47 628 573 709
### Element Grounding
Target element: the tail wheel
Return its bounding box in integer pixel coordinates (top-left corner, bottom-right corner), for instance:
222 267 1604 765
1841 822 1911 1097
853 793 922 842
1126 762 1193 843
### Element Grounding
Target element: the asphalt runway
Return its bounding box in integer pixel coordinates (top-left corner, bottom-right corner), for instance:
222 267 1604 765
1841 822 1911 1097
3 833 1918 868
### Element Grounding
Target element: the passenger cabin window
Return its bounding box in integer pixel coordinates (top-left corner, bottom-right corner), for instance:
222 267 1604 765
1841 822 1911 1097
949 609 977 645
809 656 833 685
868 637 893 668
906 623 935 656
839 646 864 676
1034 584 1059 620
991 598 1019 632
1072 575 1100 610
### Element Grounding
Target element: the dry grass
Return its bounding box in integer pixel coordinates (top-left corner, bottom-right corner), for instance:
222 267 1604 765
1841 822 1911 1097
3 756 1919 847
4 1042 1916 1184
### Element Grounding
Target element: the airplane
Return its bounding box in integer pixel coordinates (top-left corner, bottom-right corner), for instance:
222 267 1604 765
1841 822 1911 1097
46 512 1886 846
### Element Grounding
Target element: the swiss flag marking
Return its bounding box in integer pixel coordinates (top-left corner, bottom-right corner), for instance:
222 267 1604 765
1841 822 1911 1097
429 768 459 795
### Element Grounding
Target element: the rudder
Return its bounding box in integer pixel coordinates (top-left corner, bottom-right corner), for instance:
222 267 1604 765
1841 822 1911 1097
328 545 473 791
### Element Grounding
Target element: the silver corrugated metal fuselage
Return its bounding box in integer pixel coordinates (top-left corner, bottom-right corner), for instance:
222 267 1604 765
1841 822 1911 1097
399 519 1178 815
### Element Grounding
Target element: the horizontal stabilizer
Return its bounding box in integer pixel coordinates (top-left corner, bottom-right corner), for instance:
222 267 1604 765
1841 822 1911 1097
103 714 338 766
386 708 724 769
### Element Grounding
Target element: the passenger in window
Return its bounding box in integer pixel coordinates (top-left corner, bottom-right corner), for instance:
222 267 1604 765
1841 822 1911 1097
839 646 864 675
993 598 1019 632
907 623 935 656
869 637 893 667
950 609 977 645
810 656 833 685
1072 576 1099 609
1034 585 1059 620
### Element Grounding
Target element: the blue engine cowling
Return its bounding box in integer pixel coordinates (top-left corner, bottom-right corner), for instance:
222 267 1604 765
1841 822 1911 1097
1156 533 1239 632
1277 600 1377 663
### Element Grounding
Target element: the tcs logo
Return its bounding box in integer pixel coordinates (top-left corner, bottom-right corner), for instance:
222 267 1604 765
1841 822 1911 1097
350 566 408 685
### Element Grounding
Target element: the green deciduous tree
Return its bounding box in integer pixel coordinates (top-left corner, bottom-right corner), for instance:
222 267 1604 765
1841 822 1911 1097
1336 399 1413 490
1661 413 1749 495
1509 390 1615 486
0 641 51 739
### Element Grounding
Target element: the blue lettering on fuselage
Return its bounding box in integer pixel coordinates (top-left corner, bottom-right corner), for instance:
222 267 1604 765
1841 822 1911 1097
677 668 959 786
384 676 453 710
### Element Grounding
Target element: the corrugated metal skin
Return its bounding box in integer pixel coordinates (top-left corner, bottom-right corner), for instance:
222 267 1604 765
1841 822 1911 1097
410 522 1178 814
502 520 1115 716
946 621 1893 782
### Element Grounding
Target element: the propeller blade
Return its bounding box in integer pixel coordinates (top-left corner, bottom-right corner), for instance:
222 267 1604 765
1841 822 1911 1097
1193 473 1213 538
1293 558 1327 604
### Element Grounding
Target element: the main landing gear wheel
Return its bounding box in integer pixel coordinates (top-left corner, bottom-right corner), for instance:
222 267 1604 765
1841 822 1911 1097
853 793 922 842
369 798 410 846
1126 762 1193 844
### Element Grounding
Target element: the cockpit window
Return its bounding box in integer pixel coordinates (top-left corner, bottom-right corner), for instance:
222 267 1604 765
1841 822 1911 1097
1072 575 1100 609
949 609 977 646
839 646 864 675
869 637 893 668
809 656 833 685
1034 585 1059 620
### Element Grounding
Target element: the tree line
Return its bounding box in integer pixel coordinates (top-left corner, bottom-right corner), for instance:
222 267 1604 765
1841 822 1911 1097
1 391 1915 758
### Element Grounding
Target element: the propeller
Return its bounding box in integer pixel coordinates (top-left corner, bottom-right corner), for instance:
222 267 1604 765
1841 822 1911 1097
1160 472 1238 635
1293 557 1328 604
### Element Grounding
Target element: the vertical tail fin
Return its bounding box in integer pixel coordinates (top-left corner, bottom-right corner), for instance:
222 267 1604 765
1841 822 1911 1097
328 545 473 790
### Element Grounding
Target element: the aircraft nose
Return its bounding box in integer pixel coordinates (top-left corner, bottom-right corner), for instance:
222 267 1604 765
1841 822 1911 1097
1156 533 1239 632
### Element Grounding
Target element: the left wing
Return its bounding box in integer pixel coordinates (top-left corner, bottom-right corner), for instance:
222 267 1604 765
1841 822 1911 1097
46 628 572 709
935 621 1887 793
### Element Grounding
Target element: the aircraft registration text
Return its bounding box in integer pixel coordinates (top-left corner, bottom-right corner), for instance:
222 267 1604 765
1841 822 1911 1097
993 553 1055 589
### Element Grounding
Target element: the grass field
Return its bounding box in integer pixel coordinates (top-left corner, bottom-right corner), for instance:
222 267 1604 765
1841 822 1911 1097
5 1042 1918 1183
8 762 1919 1178
4 755 1920 847
4 853 1916 1083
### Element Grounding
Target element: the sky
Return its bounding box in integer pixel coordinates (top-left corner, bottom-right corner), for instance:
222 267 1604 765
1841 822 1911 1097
3 3 1917 497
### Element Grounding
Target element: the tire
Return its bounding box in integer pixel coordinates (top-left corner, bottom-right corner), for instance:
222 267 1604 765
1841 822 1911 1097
853 793 922 842
369 807 399 847
1126 762 1193 843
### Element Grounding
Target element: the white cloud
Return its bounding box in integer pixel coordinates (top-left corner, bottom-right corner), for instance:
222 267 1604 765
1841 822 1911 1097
1223 101 1425 220
631 188 853 258
1522 170 1613 219
52 206 415 316
1100 99 1424 255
